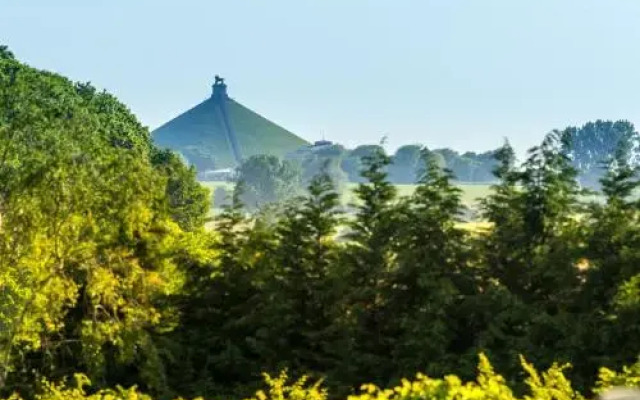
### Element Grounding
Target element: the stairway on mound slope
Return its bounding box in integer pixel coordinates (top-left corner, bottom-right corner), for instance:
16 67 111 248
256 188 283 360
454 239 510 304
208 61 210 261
152 76 308 171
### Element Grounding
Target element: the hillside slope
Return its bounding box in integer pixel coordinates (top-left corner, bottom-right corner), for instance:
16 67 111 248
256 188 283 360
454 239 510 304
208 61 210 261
152 83 308 170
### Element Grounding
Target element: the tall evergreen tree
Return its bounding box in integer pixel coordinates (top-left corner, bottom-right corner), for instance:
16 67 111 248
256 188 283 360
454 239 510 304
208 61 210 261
482 131 582 305
477 133 584 386
479 140 526 295
387 149 474 379
577 139 640 380
337 145 400 388
255 168 343 378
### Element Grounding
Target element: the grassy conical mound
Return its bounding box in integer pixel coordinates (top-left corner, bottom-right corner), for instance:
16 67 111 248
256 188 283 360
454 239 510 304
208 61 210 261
152 82 308 171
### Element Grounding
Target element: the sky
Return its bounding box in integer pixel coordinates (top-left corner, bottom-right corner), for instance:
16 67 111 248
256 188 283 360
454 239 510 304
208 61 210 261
2 0 640 156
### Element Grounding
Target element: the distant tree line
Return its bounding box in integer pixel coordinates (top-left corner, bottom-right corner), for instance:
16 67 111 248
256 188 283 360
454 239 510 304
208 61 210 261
285 142 498 185
222 121 640 211
280 120 640 188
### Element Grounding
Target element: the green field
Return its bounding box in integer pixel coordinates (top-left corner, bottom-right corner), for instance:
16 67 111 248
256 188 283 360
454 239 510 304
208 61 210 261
343 182 493 207
201 181 494 211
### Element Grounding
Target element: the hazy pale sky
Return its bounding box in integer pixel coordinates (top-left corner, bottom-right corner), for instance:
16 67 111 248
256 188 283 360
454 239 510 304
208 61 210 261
2 1 640 154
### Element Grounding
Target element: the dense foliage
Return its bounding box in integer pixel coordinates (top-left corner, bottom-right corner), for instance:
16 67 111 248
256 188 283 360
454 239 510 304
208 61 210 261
233 155 304 211
285 122 640 186
4 353 640 400
568 120 640 188
286 143 348 190
0 47 210 397
3 46 640 400
287 143 496 185
165 131 640 400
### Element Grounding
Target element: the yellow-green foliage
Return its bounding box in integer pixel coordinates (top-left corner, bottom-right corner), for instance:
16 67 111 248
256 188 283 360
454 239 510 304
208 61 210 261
3 374 201 400
341 354 582 400
245 371 328 400
243 354 629 400
595 358 640 393
3 354 640 400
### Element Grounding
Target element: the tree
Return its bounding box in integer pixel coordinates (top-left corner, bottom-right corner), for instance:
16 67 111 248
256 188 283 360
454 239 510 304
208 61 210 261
234 155 303 211
11 42 640 399
599 139 640 206
576 139 640 381
160 190 267 399
341 145 386 182
462 150 499 182
387 149 474 379
337 146 401 387
479 140 525 295
74 82 153 154
431 148 497 183
253 169 344 381
569 120 640 188
476 132 584 383
0 51 202 396
388 145 421 184
0 45 14 60
287 144 348 192
150 148 210 231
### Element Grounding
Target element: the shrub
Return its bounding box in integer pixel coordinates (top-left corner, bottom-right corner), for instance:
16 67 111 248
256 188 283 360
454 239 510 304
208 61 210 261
595 358 640 393
244 354 620 400
3 374 201 400
4 354 640 400
244 371 327 400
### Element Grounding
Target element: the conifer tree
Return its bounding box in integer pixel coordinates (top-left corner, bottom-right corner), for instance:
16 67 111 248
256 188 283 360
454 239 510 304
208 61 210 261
473 140 532 381
256 167 343 377
161 189 266 399
479 140 526 294
483 131 582 305
584 138 640 306
337 145 401 387
577 139 640 379
387 149 473 378
477 133 584 384
600 139 640 207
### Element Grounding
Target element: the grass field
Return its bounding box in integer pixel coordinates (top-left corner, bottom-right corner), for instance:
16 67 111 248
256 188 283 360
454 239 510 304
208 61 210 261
342 183 493 208
200 181 494 214
200 181 497 233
